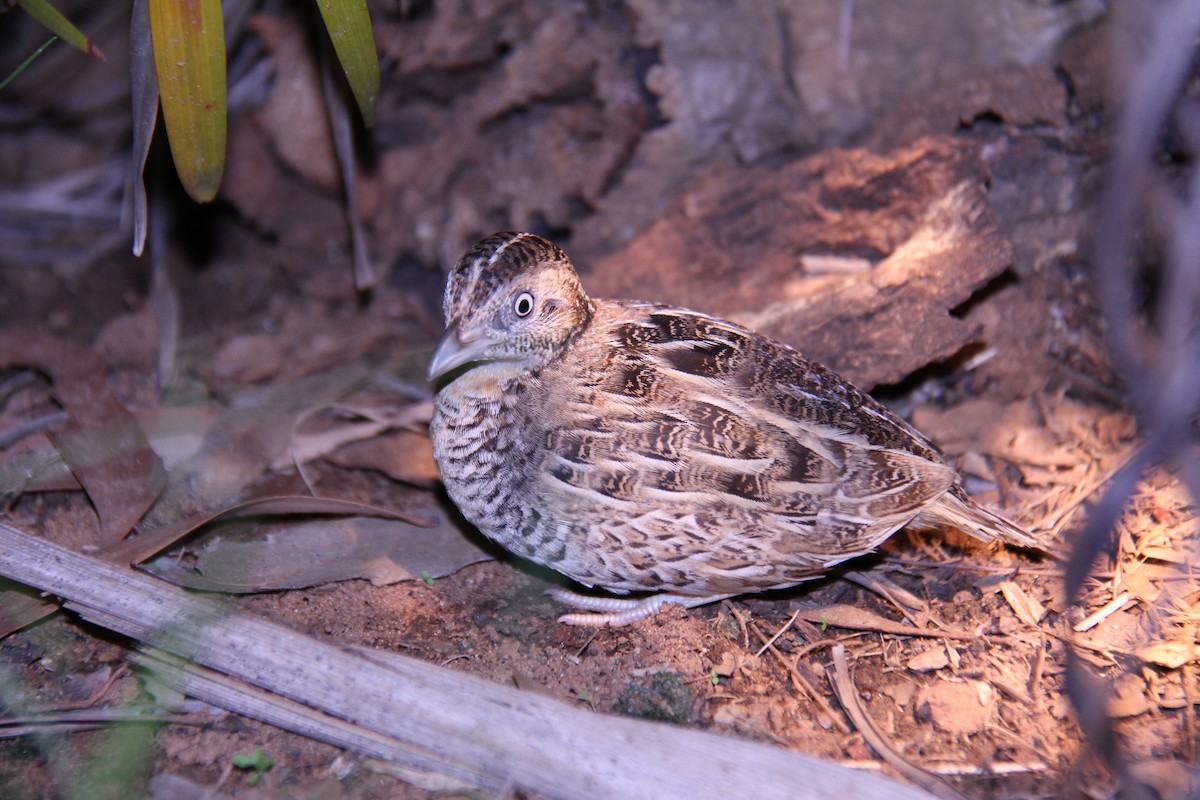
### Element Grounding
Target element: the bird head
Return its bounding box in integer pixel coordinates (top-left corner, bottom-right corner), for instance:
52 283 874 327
427 232 596 382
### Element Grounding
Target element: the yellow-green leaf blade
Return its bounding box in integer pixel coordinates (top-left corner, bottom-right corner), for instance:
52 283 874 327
148 0 226 203
314 0 379 127
16 0 104 59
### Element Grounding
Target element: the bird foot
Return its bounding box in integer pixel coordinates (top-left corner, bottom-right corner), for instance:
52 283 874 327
547 588 728 627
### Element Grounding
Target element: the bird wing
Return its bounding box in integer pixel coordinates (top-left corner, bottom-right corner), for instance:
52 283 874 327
537 302 957 565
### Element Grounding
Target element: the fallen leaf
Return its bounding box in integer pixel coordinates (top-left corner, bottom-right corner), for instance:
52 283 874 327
138 497 490 592
0 332 166 544
907 648 950 672
327 429 440 488
1136 640 1198 670
138 364 370 529
211 333 287 383
711 650 740 678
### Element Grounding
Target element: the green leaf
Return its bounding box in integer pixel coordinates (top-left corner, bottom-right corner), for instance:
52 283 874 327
15 0 104 59
148 0 226 202
314 0 379 127
231 746 273 772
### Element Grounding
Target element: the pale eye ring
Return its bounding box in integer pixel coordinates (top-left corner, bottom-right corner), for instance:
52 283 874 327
514 291 535 317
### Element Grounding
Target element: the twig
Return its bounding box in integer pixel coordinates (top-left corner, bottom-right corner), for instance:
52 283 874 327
828 645 970 800
921 761 1048 776
1072 592 1132 632
0 708 194 731
846 570 929 622
755 609 800 658
0 410 69 449
33 663 128 712
748 620 850 734
1028 635 1047 702
790 604 978 641
725 602 752 650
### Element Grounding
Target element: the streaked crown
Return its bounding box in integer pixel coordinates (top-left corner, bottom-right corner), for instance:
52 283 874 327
443 232 580 324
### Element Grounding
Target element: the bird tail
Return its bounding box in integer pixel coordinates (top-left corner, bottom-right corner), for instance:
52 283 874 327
916 486 1039 549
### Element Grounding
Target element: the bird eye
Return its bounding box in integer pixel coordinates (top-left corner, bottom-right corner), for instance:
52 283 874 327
514 291 535 317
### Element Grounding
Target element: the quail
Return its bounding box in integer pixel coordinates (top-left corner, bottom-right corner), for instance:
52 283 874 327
428 232 1036 626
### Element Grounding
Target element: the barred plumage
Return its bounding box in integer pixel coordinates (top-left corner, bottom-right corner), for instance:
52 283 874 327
428 232 1035 626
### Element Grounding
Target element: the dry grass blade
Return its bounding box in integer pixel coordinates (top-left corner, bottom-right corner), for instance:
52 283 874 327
148 0 226 202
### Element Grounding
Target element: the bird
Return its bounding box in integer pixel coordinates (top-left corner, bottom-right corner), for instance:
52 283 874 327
427 232 1037 626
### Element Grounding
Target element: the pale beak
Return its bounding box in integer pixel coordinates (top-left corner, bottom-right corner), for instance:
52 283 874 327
427 324 500 381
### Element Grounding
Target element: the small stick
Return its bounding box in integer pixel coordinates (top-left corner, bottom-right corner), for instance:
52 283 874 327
755 609 800 658
1072 592 1132 632
829 645 970 800
748 620 849 734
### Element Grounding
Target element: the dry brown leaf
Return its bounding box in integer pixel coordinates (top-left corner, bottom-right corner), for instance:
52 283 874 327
247 13 340 191
710 650 741 679
211 333 288 383
1136 640 1198 670
326 429 440 488
284 401 431 472
907 647 951 672
288 414 391 469
0 332 166 544
139 498 488 593
139 364 370 530
0 433 79 493
136 405 220 472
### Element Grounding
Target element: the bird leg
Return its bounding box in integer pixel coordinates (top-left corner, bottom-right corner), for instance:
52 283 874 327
547 587 732 627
